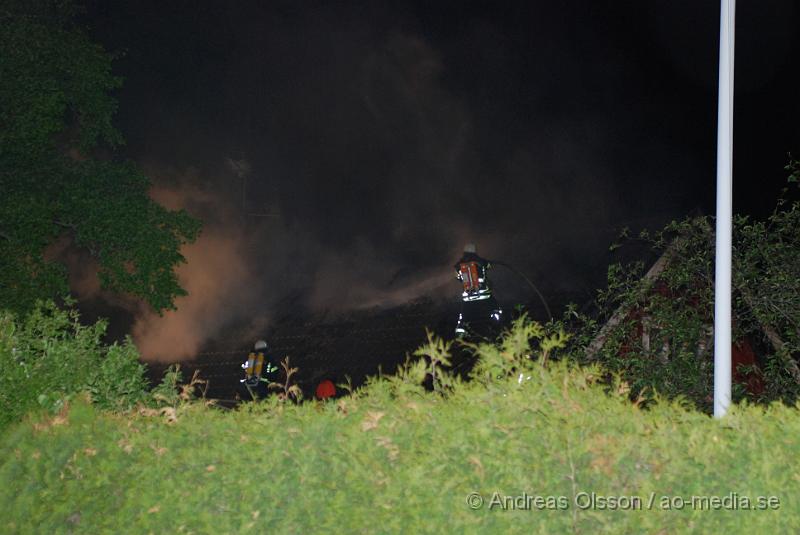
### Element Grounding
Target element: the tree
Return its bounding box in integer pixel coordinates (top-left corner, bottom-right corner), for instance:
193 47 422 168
566 160 800 410
0 0 201 314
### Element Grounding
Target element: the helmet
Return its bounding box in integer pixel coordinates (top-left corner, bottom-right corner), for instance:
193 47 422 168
254 340 268 351
464 243 477 254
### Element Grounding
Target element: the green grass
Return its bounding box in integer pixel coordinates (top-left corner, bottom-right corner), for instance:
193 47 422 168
2 361 799 534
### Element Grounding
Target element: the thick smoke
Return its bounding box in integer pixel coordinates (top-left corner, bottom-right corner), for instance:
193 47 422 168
117 30 624 360
131 227 253 361
125 175 259 361
86 2 768 360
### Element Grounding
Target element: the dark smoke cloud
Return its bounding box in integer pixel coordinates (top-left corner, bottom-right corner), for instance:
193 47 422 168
122 28 618 360
81 1 799 359
94 12 651 358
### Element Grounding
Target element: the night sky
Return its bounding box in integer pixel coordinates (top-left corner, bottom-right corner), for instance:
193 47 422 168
78 1 800 360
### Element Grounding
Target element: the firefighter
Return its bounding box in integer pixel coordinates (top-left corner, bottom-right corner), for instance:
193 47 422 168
240 339 279 399
454 243 503 337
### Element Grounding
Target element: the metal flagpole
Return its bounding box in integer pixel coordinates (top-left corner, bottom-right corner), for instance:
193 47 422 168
714 0 735 418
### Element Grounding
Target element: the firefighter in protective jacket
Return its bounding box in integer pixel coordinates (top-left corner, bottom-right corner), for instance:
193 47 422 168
241 339 279 398
454 243 503 337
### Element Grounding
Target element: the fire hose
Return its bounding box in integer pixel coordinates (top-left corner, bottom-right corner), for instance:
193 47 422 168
490 260 552 321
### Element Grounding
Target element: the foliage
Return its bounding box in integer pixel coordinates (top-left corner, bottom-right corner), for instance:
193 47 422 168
0 300 213 431
0 0 200 315
149 364 185 408
464 314 570 384
565 160 800 411
354 317 568 402
0 301 150 430
2 350 799 533
267 357 303 402
413 328 456 392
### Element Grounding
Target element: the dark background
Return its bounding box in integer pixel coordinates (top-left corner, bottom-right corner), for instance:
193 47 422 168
77 1 800 360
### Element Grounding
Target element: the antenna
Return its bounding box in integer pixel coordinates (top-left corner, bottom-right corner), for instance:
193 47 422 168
226 155 280 220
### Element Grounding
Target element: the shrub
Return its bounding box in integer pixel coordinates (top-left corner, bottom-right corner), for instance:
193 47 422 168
564 160 800 411
464 314 571 383
354 315 570 404
0 301 150 430
2 318 799 533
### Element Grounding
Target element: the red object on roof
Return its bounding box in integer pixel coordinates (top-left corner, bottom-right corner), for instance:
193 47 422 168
315 379 336 399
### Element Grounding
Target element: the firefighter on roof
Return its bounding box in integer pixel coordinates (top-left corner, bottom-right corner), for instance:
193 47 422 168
454 243 503 337
241 339 279 399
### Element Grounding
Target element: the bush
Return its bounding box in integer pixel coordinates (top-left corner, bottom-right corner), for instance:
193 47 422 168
563 160 800 411
0 301 150 430
1 318 799 533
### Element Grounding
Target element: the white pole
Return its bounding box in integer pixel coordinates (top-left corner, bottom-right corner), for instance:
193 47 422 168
714 0 735 418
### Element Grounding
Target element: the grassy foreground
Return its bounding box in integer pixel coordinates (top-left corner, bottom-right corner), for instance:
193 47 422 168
1 362 799 534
